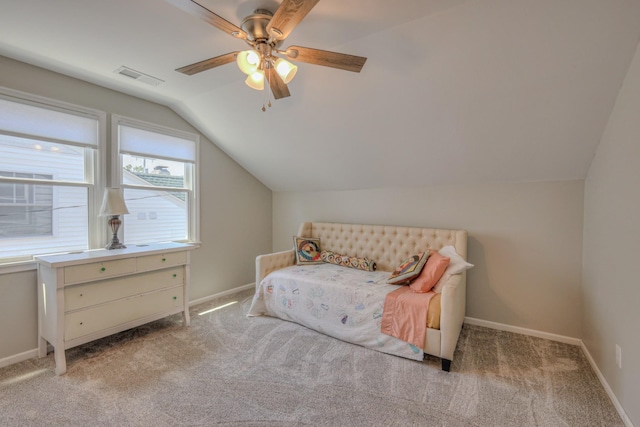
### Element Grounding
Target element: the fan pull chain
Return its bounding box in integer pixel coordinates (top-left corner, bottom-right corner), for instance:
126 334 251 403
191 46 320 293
267 64 272 108
262 67 268 112
262 65 272 112
262 83 267 110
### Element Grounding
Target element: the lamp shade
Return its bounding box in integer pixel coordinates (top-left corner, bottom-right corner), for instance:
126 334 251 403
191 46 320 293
245 70 265 91
100 188 130 216
274 58 298 84
236 50 261 75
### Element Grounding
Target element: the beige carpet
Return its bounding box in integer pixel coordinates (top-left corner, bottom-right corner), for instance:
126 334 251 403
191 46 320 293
0 289 622 426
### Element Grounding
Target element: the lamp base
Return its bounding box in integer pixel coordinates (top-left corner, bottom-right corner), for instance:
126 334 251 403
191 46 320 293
106 241 127 250
106 215 126 250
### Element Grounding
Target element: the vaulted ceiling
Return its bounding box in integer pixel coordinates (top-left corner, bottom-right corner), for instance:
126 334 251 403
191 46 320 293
2 0 640 191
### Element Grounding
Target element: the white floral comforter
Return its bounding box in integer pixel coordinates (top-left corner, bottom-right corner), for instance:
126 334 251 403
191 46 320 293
247 263 424 361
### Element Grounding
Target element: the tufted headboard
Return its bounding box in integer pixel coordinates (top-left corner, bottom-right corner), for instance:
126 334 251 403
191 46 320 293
298 222 467 272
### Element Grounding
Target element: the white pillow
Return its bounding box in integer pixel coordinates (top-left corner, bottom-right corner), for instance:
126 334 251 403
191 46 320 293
432 245 473 293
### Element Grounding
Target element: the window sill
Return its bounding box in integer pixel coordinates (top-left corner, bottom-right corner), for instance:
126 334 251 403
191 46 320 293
0 259 37 274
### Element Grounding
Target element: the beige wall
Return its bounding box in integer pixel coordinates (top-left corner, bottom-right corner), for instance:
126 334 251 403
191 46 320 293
583 42 640 426
273 180 585 338
0 270 37 358
0 56 272 361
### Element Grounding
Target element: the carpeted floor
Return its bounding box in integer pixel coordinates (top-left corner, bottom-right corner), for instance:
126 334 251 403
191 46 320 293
0 289 622 426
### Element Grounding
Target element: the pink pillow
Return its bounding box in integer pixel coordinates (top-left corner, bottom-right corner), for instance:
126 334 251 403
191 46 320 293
409 250 450 293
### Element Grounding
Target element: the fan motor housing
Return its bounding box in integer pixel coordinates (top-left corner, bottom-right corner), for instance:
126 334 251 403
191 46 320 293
241 9 273 41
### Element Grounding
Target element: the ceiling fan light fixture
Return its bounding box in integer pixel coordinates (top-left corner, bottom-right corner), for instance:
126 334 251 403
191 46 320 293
245 69 265 90
169 0 367 102
237 49 261 75
274 57 298 84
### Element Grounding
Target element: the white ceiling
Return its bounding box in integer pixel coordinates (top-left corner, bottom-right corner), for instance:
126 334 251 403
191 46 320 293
1 0 640 191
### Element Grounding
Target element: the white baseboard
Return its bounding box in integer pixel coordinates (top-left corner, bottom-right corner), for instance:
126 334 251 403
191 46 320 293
580 342 635 427
464 317 581 345
188 283 254 307
464 316 634 427
0 348 39 370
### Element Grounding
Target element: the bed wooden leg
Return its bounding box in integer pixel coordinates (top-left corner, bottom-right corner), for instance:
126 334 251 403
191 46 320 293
441 359 451 372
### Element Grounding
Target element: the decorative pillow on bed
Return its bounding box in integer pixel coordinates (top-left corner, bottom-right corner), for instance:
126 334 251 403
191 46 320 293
293 236 323 265
386 252 430 285
321 250 377 271
432 245 474 293
409 250 450 293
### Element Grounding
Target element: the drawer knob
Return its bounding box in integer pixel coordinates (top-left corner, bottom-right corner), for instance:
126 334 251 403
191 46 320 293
162 258 166 262
173 274 177 278
173 296 177 300
80 322 83 325
100 267 106 272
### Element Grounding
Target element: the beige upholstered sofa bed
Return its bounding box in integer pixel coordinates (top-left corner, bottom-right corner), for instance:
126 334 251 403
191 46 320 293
253 222 468 371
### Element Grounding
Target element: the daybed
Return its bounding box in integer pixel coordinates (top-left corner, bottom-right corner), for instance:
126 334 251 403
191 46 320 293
248 222 469 371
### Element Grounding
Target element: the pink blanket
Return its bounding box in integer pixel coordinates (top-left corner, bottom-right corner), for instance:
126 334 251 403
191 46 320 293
381 286 435 349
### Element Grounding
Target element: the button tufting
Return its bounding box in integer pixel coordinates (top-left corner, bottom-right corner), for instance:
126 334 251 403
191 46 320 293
295 222 465 272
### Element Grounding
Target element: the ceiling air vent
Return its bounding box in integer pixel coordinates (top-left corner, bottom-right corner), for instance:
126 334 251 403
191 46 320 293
114 66 164 87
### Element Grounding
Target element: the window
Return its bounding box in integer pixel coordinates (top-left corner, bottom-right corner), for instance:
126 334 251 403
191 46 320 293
0 90 104 262
112 115 199 245
0 89 198 264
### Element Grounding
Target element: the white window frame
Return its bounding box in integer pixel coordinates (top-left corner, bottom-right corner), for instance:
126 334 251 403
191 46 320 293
0 87 107 264
111 115 200 244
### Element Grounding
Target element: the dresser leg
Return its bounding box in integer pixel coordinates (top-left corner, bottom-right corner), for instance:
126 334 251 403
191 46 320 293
38 337 48 358
54 348 67 375
183 308 191 326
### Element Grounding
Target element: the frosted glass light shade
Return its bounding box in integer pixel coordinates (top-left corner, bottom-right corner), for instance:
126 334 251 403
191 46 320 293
274 58 298 84
245 70 265 90
236 50 261 75
100 188 130 216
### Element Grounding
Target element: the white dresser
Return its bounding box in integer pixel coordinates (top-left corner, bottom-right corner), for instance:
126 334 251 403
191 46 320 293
36 242 197 375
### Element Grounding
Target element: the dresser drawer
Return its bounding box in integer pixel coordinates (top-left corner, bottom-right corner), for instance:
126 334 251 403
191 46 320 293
64 258 136 284
65 267 184 312
64 285 184 341
136 251 187 272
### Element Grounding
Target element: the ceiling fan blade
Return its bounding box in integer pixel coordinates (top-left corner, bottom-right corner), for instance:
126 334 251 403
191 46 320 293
266 0 319 41
176 52 239 75
285 46 367 73
265 66 291 99
166 0 247 39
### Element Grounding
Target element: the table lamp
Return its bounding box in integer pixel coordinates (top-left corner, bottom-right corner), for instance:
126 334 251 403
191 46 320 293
100 188 130 250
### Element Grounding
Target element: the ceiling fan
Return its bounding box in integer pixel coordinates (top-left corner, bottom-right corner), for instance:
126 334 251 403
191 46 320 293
167 0 367 104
